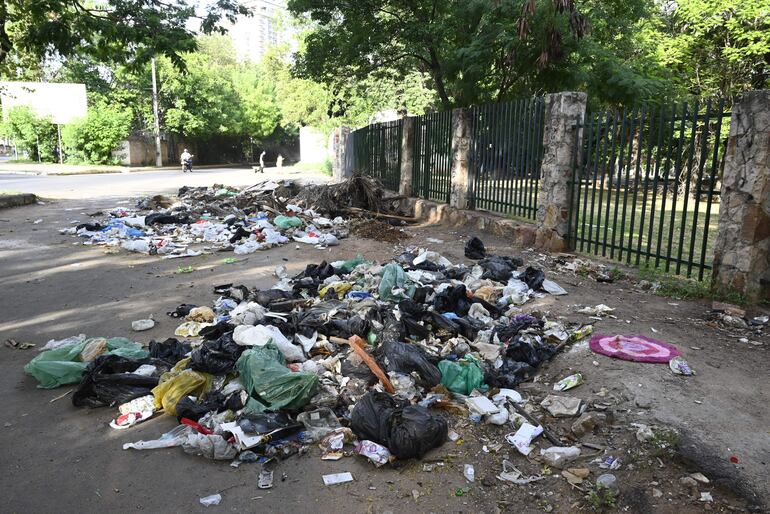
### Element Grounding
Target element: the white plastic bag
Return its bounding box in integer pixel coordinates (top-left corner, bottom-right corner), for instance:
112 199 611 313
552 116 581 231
233 324 305 362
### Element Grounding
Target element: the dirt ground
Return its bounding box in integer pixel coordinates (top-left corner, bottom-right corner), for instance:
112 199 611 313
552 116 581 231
1 192 768 514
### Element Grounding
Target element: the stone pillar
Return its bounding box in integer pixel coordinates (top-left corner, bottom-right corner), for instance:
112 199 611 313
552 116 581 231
711 90 770 303
535 92 587 252
449 108 472 209
331 126 351 180
399 116 415 196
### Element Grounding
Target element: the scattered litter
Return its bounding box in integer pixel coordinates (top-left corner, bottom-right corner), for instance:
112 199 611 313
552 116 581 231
4 339 35 350
505 422 543 456
540 395 582 417
463 464 475 482
131 319 155 332
540 446 581 468
199 494 222 507
553 373 584 392
323 472 354 486
498 460 545 485
669 356 695 376
577 304 615 317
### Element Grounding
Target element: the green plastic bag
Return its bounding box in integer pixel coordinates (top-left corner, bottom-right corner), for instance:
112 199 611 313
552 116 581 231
236 343 318 411
24 337 149 389
438 356 486 395
379 262 415 302
273 215 303 230
338 254 365 273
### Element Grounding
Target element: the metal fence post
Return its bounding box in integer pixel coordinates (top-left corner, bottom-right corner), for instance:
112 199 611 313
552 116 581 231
711 89 770 302
536 92 587 252
449 108 472 209
399 117 415 196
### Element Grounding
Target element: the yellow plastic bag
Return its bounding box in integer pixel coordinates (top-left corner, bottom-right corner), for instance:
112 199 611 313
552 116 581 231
319 282 353 300
152 358 213 416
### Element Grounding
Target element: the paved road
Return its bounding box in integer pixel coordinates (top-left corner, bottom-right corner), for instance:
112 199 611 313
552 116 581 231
0 166 329 199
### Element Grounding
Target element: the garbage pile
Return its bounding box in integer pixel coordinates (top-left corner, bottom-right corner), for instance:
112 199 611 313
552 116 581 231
58 178 405 258
25 238 597 478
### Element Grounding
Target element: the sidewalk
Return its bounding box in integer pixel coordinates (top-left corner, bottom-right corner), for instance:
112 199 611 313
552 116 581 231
0 162 244 175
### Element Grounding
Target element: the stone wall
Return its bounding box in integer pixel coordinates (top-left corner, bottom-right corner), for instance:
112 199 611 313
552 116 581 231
711 90 770 302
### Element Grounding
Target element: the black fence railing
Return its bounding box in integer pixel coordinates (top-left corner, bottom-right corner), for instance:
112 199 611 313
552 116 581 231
567 99 730 280
350 120 402 191
470 97 545 219
412 111 453 202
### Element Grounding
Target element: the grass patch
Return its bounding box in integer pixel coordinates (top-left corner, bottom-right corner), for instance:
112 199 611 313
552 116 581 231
635 264 747 304
291 159 332 176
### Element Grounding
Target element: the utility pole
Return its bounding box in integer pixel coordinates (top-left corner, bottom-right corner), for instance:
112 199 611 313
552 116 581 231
151 58 163 167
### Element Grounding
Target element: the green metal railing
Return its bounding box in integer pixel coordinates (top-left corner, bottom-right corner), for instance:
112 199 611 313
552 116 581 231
350 119 402 191
568 99 730 280
470 97 545 218
412 111 453 202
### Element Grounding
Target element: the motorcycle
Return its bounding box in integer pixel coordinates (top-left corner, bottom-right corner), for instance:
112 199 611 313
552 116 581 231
182 159 193 173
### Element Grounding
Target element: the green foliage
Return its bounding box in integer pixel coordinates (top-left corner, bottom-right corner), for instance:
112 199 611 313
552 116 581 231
158 38 280 139
637 264 712 300
288 0 667 108
61 102 132 164
0 1 247 73
651 0 769 97
0 106 58 161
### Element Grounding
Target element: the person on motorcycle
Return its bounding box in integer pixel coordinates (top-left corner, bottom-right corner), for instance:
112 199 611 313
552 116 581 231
181 149 193 172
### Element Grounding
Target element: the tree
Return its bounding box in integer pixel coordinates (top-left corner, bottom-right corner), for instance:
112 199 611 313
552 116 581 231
61 102 132 163
231 67 282 139
651 0 769 98
288 0 591 108
0 0 248 72
0 106 58 161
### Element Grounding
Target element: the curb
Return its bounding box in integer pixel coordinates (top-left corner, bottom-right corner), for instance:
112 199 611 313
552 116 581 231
0 193 38 209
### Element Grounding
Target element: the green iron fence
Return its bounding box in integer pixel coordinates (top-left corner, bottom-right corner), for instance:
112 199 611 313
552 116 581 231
350 119 402 191
470 97 545 218
412 111 453 202
567 99 730 280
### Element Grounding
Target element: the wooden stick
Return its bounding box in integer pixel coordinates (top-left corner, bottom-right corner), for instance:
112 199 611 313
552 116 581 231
345 207 418 222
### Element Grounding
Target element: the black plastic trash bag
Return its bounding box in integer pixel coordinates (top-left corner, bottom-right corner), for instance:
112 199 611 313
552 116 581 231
487 360 537 388
493 314 541 343
253 289 295 308
176 395 221 421
387 405 448 459
433 284 472 316
238 412 297 434
522 266 545 291
478 255 523 281
379 340 441 387
72 354 164 408
504 335 556 367
464 237 486 259
149 338 191 364
350 391 405 444
199 321 235 340
166 304 197 318
189 333 244 375
350 391 447 460
145 213 189 225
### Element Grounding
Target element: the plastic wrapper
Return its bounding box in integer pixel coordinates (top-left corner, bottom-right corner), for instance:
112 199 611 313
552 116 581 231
182 433 238 460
